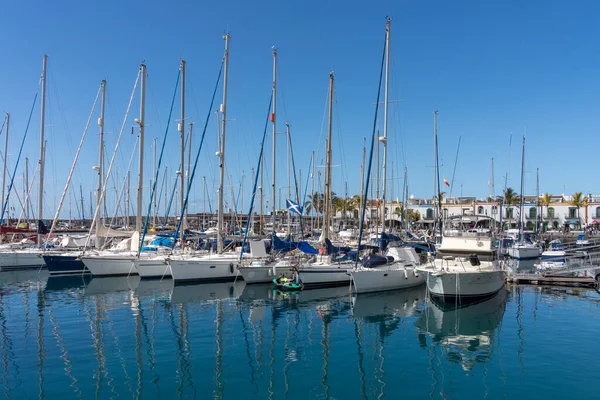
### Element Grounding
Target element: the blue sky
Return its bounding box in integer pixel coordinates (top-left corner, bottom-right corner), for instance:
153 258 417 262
1 0 599 219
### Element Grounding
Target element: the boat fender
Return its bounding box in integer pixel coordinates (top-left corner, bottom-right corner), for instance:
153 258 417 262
230 263 234 274
404 268 408 279
413 269 419 278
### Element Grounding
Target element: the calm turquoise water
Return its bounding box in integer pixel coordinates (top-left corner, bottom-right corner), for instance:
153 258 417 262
0 270 599 399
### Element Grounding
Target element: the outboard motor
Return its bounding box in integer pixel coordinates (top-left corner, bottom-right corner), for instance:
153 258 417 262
468 253 480 266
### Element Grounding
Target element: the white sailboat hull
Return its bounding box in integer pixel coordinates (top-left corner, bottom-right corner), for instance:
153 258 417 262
238 263 296 284
135 257 170 279
168 256 240 283
298 264 352 288
81 255 138 277
0 250 45 270
425 270 506 299
351 266 425 294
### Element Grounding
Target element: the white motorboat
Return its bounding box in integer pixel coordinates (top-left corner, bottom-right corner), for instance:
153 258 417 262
507 242 541 260
436 216 498 260
350 247 426 294
417 255 506 300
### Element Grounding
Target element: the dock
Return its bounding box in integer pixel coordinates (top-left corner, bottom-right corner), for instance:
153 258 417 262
507 274 598 288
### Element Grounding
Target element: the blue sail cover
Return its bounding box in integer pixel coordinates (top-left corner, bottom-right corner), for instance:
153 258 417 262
272 233 318 255
325 238 351 255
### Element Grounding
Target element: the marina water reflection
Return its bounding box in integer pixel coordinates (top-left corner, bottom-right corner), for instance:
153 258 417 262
0 270 599 398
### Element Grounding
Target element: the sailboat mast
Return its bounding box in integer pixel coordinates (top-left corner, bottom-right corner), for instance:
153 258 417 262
186 122 193 220
519 136 525 231
311 150 315 233
136 63 147 233
380 18 391 237
286 123 291 234
179 59 186 231
37 54 47 246
217 34 230 253
323 72 334 243
25 157 29 222
433 110 439 230
536 167 540 233
95 79 106 244
271 47 277 234
2 113 8 226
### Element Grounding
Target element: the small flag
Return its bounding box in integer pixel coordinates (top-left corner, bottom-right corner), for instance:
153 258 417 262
443 178 450 187
286 199 303 215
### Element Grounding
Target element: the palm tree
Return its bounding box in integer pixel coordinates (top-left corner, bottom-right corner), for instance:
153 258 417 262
503 187 518 206
539 192 552 223
568 192 587 225
304 192 325 215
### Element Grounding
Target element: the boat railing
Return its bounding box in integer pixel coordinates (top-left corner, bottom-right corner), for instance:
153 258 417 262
443 230 492 239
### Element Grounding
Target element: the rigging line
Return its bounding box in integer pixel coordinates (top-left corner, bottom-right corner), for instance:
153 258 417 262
333 86 348 196
239 95 273 261
0 151 28 218
287 124 303 233
0 89 38 225
448 136 461 199
315 84 331 178
355 29 387 268
139 69 181 254
8 160 39 243
48 84 101 238
108 136 139 239
82 68 141 252
171 62 224 250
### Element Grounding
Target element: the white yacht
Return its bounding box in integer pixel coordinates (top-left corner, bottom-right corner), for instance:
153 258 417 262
507 242 541 260
416 216 506 300
418 255 506 299
350 247 425 294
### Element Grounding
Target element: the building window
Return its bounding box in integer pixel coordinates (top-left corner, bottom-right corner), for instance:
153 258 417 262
370 209 378 219
547 207 555 218
568 208 577 218
426 208 433 219
552 221 559 229
506 208 514 219
529 207 537 219
492 205 498 215
477 206 484 214
443 208 448 218
596 207 600 218
526 221 534 231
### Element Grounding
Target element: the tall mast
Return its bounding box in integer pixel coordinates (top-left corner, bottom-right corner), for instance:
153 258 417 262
519 136 525 233
403 166 408 230
95 79 106 246
152 137 157 226
186 122 193 221
271 47 277 233
217 33 230 253
203 176 207 228
136 63 147 233
179 59 186 231
361 136 365 207
311 150 315 233
323 71 334 243
25 157 29 222
38 54 47 247
380 18 391 237
433 110 439 230
536 167 540 233
286 123 291 234
2 113 8 226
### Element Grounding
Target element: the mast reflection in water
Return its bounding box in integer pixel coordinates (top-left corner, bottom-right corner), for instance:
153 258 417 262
0 271 599 398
